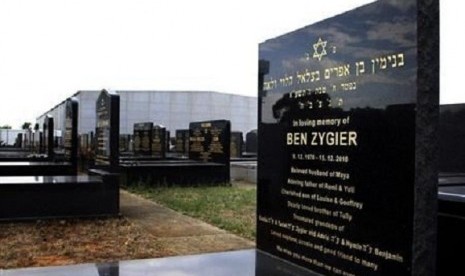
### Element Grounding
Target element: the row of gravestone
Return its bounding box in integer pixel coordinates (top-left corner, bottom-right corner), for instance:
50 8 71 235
76 90 234 185
0 95 119 221
0 116 56 161
0 0 450 274
81 127 257 159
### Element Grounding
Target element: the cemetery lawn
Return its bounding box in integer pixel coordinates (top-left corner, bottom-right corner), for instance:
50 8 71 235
0 217 172 269
125 183 256 240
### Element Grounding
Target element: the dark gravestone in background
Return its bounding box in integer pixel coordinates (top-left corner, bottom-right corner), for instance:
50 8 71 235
79 134 89 156
245 130 257 153
119 134 130 153
133 122 153 156
175 129 189 155
43 115 54 159
166 130 171 152
152 125 166 159
258 0 439 275
230 131 243 158
189 120 230 165
64 97 78 172
16 133 23 148
39 131 44 154
439 104 465 173
95 90 120 171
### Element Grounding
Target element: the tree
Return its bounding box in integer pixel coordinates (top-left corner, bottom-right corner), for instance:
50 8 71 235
34 123 40 131
0 125 12 129
22 122 32 130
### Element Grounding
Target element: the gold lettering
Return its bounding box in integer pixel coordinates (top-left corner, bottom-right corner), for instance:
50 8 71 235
287 132 307 145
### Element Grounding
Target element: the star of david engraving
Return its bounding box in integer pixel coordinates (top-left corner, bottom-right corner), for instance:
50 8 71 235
313 37 328 61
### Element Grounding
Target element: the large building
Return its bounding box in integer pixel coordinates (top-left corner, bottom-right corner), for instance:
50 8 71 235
36 90 257 136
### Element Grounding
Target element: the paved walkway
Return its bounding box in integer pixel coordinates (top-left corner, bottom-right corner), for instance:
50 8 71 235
120 190 255 256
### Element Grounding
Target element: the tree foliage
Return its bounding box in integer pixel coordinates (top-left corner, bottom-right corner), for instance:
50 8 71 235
21 122 32 130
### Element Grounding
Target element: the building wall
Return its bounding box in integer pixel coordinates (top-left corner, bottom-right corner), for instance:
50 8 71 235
0 129 25 146
37 90 257 137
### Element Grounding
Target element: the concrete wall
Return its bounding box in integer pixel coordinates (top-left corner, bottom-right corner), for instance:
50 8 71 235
37 90 257 136
0 129 25 146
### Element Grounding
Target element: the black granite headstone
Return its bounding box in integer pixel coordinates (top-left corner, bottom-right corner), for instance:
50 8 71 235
79 134 88 155
245 130 257 153
175 129 189 155
133 122 153 156
64 97 78 172
152 125 166 159
39 131 44 154
189 120 230 165
258 0 439 275
15 133 23 148
166 130 171 152
231 131 244 158
119 134 130 153
95 89 120 171
43 115 54 159
439 104 465 174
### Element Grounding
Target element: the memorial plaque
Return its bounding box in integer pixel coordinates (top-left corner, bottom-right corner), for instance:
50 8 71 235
258 0 439 275
64 97 78 170
246 130 258 153
95 89 120 170
152 125 166 159
439 104 465 173
133 122 153 156
231 131 244 158
189 120 230 164
43 115 54 159
175 129 189 155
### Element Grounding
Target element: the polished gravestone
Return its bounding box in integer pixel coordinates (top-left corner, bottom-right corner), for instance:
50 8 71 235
0 249 320 276
0 100 77 175
0 96 119 220
119 124 167 161
437 104 465 274
85 90 121 215
120 120 231 185
175 129 189 156
230 131 243 158
64 97 78 173
189 120 230 165
152 124 166 159
94 89 120 172
165 130 171 152
119 134 130 153
0 161 75 176
245 129 257 154
133 122 153 156
0 121 52 162
437 183 465 275
439 104 465 173
79 133 93 170
0 175 119 220
39 131 44 154
43 115 54 160
258 0 439 275
15 133 23 148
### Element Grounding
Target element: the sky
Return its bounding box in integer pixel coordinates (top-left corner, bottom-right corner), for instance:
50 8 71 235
0 0 460 129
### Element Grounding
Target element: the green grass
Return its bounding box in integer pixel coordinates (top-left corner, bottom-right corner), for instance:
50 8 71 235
125 184 257 241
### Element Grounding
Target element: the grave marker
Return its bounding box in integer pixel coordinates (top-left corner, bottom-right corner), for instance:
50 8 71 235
258 0 439 274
